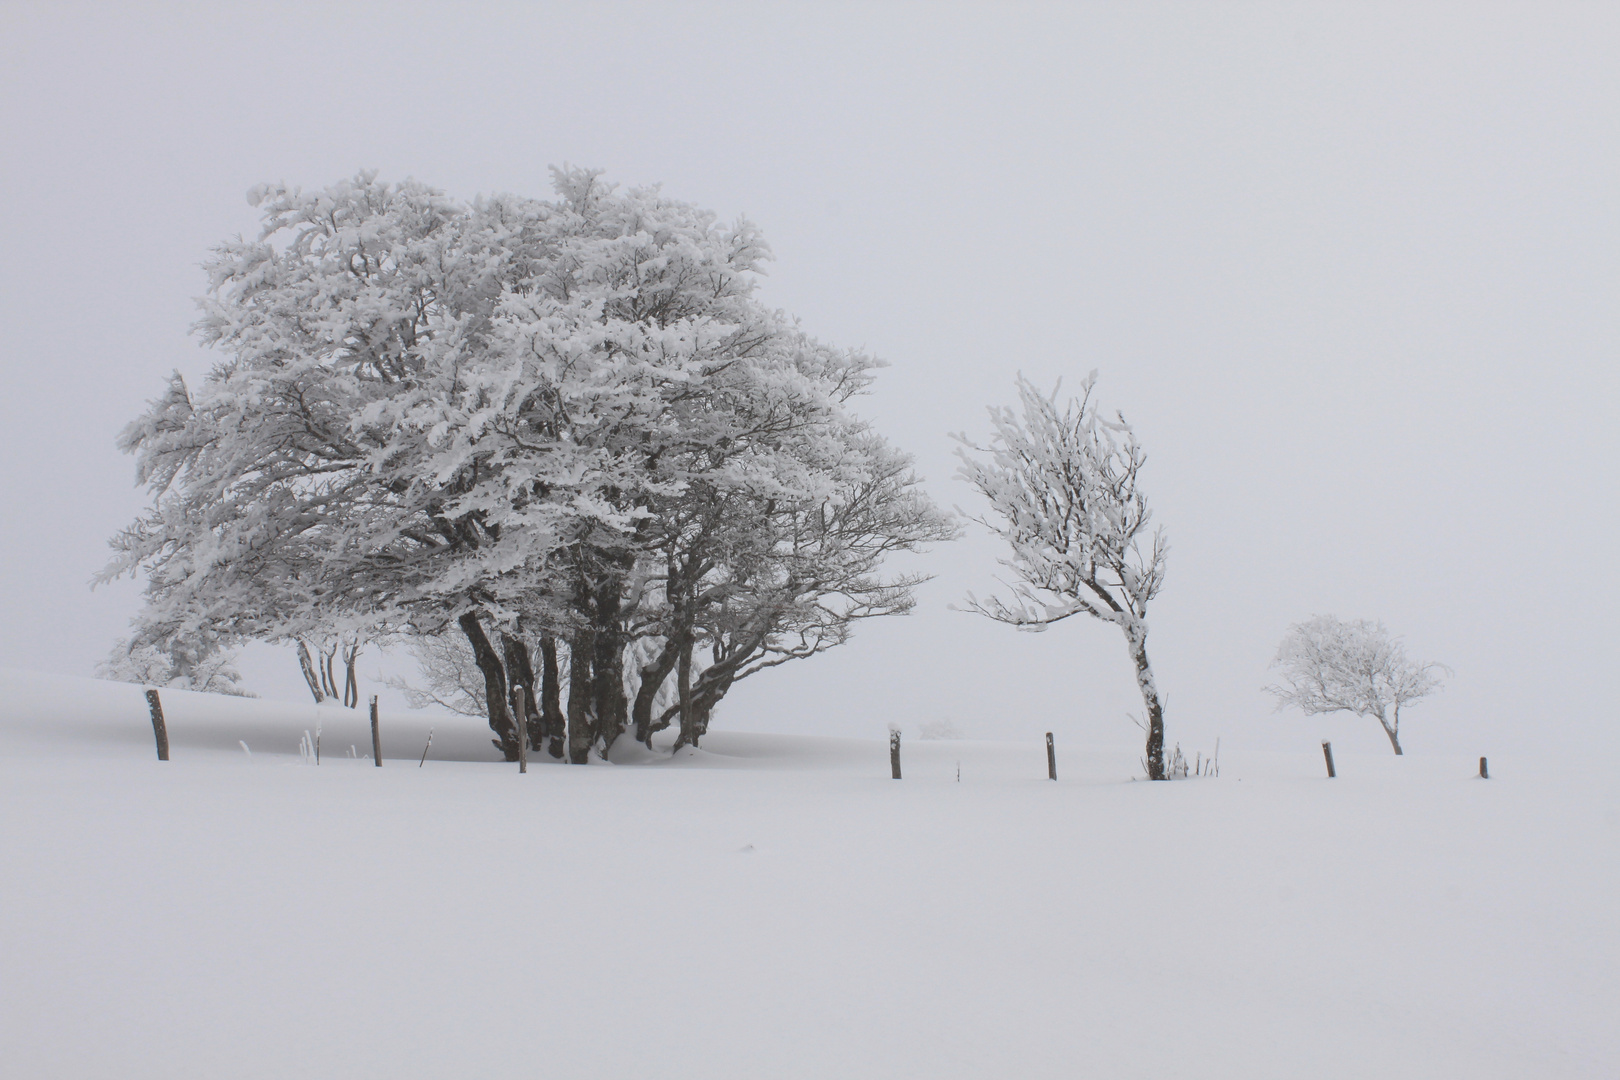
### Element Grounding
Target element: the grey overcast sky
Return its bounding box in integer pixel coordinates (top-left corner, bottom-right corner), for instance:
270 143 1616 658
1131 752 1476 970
2 2 1615 759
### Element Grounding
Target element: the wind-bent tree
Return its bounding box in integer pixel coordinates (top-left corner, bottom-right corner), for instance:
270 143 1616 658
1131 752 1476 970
1265 615 1447 755
955 372 1170 779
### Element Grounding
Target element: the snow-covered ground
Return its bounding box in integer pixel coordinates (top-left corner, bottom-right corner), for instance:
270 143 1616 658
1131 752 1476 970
2 668 1614 1079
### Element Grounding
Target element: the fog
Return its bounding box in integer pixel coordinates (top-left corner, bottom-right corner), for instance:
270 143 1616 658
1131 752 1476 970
2 3 1614 760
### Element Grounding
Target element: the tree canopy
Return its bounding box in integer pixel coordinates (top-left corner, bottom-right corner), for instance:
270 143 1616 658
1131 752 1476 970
103 169 955 757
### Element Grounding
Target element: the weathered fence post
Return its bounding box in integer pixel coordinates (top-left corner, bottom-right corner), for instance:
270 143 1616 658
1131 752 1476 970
1046 732 1057 781
889 728 901 779
370 695 382 766
144 688 169 761
1321 740 1336 778
514 686 529 774
1479 756 1488 779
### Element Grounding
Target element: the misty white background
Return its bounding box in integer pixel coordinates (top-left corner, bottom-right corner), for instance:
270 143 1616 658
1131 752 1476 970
2 3 1614 760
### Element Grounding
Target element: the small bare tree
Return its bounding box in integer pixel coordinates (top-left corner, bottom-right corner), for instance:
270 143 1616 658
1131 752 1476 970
379 633 491 717
1265 615 1447 755
955 372 1170 780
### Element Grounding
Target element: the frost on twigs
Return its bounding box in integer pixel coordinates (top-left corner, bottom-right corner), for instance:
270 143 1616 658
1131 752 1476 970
1265 615 1448 756
956 373 1171 779
102 168 955 764
97 636 254 697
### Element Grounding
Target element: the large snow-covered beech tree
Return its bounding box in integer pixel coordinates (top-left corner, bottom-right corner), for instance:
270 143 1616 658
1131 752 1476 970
955 373 1171 780
103 168 950 761
1265 615 1448 755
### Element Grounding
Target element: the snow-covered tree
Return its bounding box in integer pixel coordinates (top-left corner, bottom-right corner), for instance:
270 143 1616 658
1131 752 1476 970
380 632 489 717
1265 615 1447 755
103 168 949 761
955 372 1171 779
97 636 254 697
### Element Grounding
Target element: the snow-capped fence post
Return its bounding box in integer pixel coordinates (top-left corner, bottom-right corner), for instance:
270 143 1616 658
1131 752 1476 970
1046 732 1057 780
144 688 169 761
369 695 382 766
889 727 902 779
1479 756 1488 779
514 686 529 774
1321 740 1336 778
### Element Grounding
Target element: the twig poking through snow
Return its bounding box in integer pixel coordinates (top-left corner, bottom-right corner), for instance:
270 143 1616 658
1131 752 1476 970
239 740 251 757
419 728 433 768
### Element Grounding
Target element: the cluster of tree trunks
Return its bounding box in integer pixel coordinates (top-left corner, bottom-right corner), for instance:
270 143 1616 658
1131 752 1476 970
455 608 753 764
296 637 362 708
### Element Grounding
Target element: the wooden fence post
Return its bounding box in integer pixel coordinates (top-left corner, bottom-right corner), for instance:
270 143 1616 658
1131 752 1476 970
1321 740 1336 778
144 688 169 761
889 728 901 779
370 695 382 766
514 686 529 774
1479 756 1488 779
1046 732 1057 780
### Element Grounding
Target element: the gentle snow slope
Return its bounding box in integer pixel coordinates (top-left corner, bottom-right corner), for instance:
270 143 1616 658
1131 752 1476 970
1 669 1614 1079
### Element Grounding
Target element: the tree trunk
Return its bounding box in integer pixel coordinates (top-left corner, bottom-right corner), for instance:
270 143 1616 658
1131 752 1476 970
538 632 565 759
1126 627 1166 781
320 643 339 700
1379 713 1403 755
674 638 696 750
632 634 682 747
342 641 360 708
296 640 324 703
590 585 628 754
656 652 739 743
459 612 517 761
502 633 543 755
566 630 596 764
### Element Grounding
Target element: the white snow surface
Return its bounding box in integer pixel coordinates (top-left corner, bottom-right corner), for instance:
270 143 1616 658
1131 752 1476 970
2 668 1615 1079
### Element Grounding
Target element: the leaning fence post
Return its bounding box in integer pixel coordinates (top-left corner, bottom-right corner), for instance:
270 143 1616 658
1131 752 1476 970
889 727 901 779
370 695 382 766
144 688 170 761
1479 756 1488 779
1321 740 1336 778
514 686 529 774
1046 732 1057 780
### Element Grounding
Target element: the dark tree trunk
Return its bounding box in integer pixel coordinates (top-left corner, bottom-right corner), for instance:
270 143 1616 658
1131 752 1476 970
675 637 696 749
296 640 324 703
459 612 517 761
538 632 565 759
657 650 741 744
591 583 628 754
566 630 596 764
320 643 339 700
342 641 360 708
502 633 543 755
632 634 682 746
1380 715 1403 755
1126 628 1166 781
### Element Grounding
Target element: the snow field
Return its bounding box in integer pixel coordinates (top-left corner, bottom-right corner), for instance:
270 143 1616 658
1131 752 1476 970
1 670 1615 1078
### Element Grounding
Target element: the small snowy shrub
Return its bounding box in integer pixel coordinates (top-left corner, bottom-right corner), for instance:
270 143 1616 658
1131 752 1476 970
1143 741 1219 780
98 636 254 697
